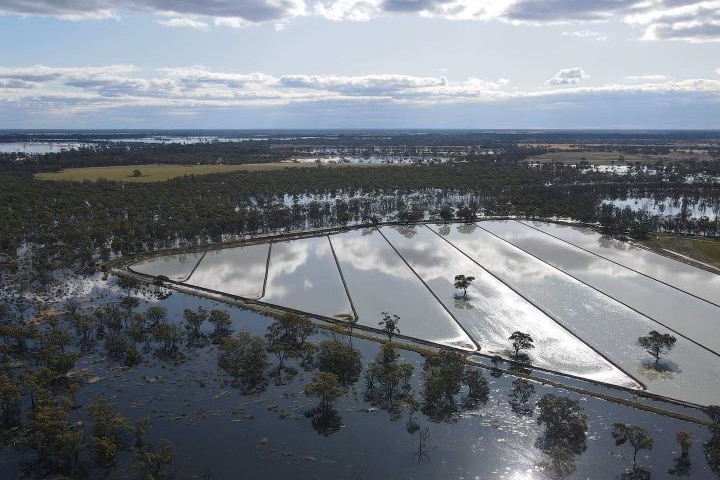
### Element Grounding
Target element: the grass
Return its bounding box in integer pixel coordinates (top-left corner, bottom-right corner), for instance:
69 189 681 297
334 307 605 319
35 162 387 183
639 233 720 270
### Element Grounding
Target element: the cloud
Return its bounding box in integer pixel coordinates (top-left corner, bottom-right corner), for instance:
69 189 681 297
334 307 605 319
562 30 608 41
158 16 209 30
626 74 669 81
1 0 719 42
545 67 589 86
0 64 718 122
0 0 306 23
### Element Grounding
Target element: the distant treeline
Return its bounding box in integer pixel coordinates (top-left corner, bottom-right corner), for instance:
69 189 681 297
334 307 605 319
2 154 720 279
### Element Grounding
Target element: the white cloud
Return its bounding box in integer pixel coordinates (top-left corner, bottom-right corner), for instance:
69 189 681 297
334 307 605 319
158 16 209 30
562 30 608 41
0 0 307 24
545 67 589 86
1 0 719 42
626 74 669 81
0 64 718 117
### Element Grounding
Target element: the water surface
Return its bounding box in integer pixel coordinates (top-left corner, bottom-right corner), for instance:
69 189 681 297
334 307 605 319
483 220 720 355
525 220 720 305
382 225 637 387
130 252 204 281
184 243 270 299
330 228 476 351
438 223 720 405
263 236 353 319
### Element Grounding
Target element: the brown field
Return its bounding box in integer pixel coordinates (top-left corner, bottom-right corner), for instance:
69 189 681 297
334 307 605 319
35 162 387 183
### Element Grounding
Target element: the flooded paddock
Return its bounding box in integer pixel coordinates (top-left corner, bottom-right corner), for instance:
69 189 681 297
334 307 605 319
128 222 720 405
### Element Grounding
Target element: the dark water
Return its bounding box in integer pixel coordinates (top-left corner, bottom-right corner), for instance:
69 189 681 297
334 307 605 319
2 288 716 479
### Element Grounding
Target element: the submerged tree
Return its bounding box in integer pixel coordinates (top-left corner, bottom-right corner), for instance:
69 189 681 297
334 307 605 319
535 394 588 479
304 372 344 436
508 378 535 416
218 332 268 394
453 274 475 299
364 343 414 418
704 405 720 474
669 431 693 476
612 423 653 479
315 339 362 387
638 330 677 369
265 312 316 381
509 331 534 358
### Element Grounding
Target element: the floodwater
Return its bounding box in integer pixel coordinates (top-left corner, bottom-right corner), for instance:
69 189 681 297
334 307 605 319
183 243 270 299
524 220 720 305
435 223 720 405
482 220 720 355
329 228 476 351
262 236 353 319
381 225 637 387
129 252 204 281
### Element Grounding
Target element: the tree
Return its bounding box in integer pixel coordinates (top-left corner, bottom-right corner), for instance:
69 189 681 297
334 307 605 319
669 430 693 476
453 274 475 299
456 204 477 223
265 313 316 378
315 339 362 387
217 333 268 393
509 331 534 357
612 423 653 474
364 343 414 418
439 205 454 224
379 312 400 342
305 372 343 417
134 440 174 480
183 307 208 344
637 330 676 368
508 378 535 416
208 309 232 344
536 394 587 456
132 169 142 177
0 374 20 428
676 431 692 458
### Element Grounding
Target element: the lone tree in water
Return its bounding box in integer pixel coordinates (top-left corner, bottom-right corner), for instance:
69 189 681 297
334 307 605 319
509 331 534 357
637 330 676 368
453 275 475 299
379 312 400 342
612 423 653 475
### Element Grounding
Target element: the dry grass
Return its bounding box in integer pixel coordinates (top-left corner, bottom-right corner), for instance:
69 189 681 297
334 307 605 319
35 162 386 183
639 233 720 270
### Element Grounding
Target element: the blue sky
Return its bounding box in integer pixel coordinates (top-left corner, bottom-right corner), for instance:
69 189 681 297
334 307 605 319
0 0 719 128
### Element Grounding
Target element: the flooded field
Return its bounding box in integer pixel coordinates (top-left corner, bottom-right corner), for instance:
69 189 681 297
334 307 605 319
129 252 205 282
524 220 720 306
482 220 720 354
329 228 475 350
436 223 720 406
263 236 353 319
184 243 270 299
379 225 635 387
128 222 720 405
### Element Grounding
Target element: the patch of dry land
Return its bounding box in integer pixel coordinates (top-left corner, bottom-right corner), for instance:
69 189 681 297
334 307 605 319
35 162 386 183
639 233 720 271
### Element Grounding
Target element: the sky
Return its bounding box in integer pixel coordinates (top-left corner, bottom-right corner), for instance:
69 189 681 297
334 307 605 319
0 0 719 129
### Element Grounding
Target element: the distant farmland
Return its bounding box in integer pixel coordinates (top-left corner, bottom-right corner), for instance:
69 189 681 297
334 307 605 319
35 162 386 183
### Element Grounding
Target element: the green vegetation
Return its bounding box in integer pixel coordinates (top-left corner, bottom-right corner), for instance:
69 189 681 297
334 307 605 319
453 274 475 299
638 330 677 369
